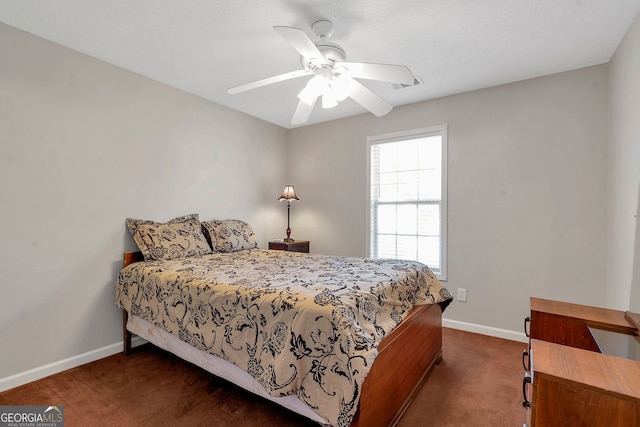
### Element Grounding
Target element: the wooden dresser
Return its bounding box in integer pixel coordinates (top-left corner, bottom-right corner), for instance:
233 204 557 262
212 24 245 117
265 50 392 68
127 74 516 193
523 297 640 426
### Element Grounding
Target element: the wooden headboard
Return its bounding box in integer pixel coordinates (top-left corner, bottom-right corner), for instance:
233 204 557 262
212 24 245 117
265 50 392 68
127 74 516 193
123 251 144 268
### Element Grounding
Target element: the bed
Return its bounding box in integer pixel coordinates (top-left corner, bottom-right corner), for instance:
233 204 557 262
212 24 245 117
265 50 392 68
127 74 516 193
115 215 452 427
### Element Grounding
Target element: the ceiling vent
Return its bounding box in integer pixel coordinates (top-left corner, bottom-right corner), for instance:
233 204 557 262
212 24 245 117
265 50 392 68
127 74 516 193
391 75 423 90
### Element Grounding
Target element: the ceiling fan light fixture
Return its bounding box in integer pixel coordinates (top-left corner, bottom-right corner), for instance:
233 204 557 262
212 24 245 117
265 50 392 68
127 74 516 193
322 90 338 109
331 76 351 102
300 73 350 109
298 75 325 104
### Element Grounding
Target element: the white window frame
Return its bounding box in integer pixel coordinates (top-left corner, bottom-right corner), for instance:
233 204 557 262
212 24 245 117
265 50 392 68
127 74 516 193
366 124 448 281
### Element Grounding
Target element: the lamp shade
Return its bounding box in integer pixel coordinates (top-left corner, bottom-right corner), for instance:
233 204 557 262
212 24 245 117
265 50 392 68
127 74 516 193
278 185 299 202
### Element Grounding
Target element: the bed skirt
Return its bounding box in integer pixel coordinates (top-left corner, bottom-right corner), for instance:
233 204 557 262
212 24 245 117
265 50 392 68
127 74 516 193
127 314 330 425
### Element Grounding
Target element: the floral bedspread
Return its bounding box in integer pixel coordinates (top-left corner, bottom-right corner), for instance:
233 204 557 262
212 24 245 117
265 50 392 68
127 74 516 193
115 249 452 426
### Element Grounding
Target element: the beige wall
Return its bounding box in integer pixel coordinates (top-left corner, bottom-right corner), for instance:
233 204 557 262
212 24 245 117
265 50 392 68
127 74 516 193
608 12 640 312
288 65 609 335
0 23 288 382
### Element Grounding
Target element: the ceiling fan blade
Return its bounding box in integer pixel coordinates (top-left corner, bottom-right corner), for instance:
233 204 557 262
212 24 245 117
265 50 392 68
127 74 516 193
273 26 326 64
227 70 312 94
340 62 415 85
348 79 393 117
291 96 318 125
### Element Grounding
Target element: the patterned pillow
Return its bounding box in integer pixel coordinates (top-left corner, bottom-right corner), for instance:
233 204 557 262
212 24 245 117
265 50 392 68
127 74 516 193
126 214 212 261
202 219 258 253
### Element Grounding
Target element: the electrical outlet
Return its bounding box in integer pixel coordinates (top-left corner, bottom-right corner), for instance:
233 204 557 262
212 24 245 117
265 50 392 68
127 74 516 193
457 288 467 302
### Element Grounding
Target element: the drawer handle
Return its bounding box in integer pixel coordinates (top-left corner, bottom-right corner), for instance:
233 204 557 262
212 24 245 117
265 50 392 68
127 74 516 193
522 350 530 371
524 316 531 338
522 373 532 408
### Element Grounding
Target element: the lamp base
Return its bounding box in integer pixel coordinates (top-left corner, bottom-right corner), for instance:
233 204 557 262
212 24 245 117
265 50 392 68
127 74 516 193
284 226 293 242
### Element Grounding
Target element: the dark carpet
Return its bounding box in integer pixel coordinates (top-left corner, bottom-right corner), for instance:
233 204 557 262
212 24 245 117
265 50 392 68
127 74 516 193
0 328 527 426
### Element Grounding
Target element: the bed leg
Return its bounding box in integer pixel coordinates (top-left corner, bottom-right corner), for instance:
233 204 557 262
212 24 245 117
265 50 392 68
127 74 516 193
122 310 132 356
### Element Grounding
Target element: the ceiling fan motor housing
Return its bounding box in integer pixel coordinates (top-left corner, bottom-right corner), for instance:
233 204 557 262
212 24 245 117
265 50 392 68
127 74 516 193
300 41 346 71
317 42 346 62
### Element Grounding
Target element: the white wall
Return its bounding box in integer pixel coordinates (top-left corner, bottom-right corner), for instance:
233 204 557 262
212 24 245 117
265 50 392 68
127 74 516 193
288 65 609 334
607 12 640 312
0 23 288 382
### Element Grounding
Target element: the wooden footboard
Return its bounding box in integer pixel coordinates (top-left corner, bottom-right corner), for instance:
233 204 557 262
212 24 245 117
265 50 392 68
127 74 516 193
351 303 443 427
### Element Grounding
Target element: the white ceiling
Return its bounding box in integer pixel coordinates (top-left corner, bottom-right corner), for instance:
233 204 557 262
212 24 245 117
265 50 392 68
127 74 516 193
1 1 639 129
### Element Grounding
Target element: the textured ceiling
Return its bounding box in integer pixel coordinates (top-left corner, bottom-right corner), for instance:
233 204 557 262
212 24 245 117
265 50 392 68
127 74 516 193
1 0 639 129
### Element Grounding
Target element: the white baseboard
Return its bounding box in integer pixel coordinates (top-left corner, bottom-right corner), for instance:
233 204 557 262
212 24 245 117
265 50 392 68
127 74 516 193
0 336 147 392
443 318 529 343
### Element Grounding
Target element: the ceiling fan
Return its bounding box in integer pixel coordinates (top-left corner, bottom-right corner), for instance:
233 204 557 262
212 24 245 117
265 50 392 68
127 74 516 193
227 20 416 125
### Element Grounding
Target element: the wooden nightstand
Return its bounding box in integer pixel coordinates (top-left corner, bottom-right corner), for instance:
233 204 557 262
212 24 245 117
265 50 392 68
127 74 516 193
268 240 309 253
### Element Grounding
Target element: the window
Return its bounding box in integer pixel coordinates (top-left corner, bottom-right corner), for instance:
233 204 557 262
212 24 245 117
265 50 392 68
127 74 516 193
367 125 447 280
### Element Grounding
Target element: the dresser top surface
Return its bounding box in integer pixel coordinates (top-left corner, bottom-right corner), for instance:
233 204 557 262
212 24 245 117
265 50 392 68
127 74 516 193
531 338 640 400
530 297 636 334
